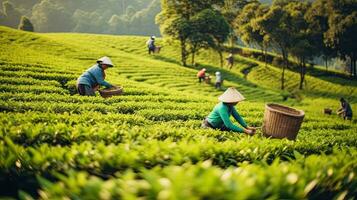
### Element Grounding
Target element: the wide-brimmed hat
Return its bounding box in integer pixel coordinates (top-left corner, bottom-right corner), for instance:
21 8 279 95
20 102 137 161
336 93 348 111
218 87 245 103
97 56 114 67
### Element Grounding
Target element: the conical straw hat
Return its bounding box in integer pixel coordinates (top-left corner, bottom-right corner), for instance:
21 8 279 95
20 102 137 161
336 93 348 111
218 87 245 103
97 56 114 67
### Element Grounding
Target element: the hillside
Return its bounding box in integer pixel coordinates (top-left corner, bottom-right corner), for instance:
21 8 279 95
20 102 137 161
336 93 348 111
0 26 357 199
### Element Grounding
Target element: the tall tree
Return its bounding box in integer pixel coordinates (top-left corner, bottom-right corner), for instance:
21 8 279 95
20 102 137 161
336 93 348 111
156 0 224 66
235 2 270 66
305 0 337 72
323 0 357 77
0 9 5 25
220 0 252 49
286 1 317 90
191 9 230 67
31 0 74 32
18 15 34 32
1 1 21 28
254 0 295 90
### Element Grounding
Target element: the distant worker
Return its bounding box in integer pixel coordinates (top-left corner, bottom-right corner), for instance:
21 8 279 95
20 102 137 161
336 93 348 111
77 56 115 96
201 87 257 135
146 35 156 55
337 98 353 120
215 71 223 89
197 68 206 83
226 53 234 70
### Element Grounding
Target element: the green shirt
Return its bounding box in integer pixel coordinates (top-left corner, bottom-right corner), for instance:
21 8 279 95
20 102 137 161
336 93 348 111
207 102 247 133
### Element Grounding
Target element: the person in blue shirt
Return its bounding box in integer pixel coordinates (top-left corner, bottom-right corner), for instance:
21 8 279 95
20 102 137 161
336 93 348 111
77 56 114 96
146 36 156 54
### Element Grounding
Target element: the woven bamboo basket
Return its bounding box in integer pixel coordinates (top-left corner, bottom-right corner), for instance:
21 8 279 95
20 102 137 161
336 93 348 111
99 87 123 98
262 103 305 140
324 108 332 115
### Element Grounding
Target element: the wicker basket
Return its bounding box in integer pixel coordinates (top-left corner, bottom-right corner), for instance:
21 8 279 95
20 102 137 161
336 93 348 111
324 108 332 115
262 103 305 140
99 87 123 98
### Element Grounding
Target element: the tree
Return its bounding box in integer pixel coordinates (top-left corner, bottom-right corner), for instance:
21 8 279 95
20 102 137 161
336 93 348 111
187 19 211 66
305 0 337 72
204 10 230 67
126 0 161 36
286 1 317 89
7 0 39 11
0 9 6 25
220 0 253 49
323 0 357 77
31 0 74 32
254 1 295 90
73 9 106 33
18 16 34 32
156 0 224 66
235 2 270 66
190 9 230 67
1 1 21 28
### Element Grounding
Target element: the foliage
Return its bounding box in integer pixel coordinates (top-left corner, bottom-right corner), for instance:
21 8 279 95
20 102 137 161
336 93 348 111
322 0 357 77
0 25 356 199
0 0 161 35
0 1 21 28
17 16 33 32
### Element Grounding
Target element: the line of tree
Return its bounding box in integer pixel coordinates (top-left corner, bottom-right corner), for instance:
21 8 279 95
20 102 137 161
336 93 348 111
157 0 357 90
0 0 161 36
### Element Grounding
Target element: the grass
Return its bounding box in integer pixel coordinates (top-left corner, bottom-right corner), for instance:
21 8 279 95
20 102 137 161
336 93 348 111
0 26 356 199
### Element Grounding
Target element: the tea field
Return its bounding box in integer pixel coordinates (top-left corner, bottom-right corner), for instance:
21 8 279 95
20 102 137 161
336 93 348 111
0 26 357 199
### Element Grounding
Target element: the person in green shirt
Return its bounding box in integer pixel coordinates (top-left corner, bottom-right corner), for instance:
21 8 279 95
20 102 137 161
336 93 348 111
202 87 256 135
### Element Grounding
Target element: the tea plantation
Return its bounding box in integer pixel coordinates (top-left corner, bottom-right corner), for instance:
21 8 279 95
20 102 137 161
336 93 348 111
0 26 356 199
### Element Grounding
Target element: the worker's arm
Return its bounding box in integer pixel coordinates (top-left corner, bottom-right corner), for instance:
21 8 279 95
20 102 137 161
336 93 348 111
218 106 244 133
232 108 248 128
337 107 345 115
93 68 112 88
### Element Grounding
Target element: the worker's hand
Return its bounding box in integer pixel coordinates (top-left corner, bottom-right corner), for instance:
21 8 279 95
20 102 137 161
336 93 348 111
93 85 100 91
247 126 256 131
244 129 255 136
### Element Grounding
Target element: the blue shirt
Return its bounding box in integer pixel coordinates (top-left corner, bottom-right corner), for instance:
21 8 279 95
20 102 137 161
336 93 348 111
207 102 247 133
77 64 112 88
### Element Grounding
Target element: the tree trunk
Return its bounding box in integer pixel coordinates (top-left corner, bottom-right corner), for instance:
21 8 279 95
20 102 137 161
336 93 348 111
350 56 354 77
191 50 195 66
325 57 328 71
353 58 357 79
218 50 223 68
230 35 235 50
180 39 187 66
299 58 306 90
353 53 357 77
281 50 287 90
352 57 356 78
264 47 268 68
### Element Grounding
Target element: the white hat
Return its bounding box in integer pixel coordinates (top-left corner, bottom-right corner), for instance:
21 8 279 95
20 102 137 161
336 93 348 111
97 56 114 67
151 35 156 39
215 71 221 75
218 87 245 103
202 68 206 71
